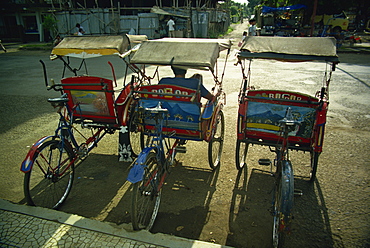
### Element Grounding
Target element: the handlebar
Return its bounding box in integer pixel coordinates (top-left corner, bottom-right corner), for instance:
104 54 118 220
40 60 49 89
143 102 168 114
138 102 168 118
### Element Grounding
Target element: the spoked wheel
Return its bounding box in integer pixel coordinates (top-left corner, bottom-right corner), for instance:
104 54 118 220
129 131 144 157
272 176 285 248
235 140 248 170
309 151 320 182
272 161 294 248
131 151 162 231
128 115 144 157
208 110 225 169
24 140 75 209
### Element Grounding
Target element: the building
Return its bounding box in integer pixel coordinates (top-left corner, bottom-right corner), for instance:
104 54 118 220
0 0 231 42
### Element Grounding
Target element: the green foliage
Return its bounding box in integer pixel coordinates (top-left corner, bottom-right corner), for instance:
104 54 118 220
230 5 238 16
19 44 53 50
42 15 57 30
209 27 234 39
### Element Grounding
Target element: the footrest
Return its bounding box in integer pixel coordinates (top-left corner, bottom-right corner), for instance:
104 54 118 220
258 158 271 166
175 146 187 153
294 189 303 196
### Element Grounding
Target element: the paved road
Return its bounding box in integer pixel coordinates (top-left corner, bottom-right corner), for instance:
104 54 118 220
0 32 369 247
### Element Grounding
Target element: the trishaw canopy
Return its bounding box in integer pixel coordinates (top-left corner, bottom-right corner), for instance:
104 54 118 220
239 37 339 62
129 38 232 71
52 35 131 58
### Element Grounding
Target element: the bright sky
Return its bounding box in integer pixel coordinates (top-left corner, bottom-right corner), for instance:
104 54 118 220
233 0 249 5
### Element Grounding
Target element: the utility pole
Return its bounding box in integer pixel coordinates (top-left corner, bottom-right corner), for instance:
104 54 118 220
310 0 318 36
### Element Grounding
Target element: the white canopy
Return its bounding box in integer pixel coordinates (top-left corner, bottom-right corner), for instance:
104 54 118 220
239 36 339 62
130 38 232 71
51 35 147 59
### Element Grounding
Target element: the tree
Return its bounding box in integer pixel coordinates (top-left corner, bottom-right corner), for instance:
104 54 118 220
230 5 239 16
42 15 58 41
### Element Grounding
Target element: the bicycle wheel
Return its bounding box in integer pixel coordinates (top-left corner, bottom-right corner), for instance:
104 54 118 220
272 161 294 248
235 139 248 170
309 151 319 182
208 110 225 169
131 151 162 231
128 115 144 157
24 140 75 209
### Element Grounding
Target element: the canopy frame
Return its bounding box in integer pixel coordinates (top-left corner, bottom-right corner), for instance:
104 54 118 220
236 36 340 102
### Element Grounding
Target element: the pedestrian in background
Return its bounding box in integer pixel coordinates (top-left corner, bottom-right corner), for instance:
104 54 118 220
75 23 85 35
167 17 175 38
238 31 247 47
248 19 257 36
53 35 62 46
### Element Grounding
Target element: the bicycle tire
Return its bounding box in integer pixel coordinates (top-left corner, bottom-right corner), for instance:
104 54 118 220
208 110 225 169
272 160 294 248
309 151 319 182
24 139 75 209
235 139 248 170
131 151 162 231
128 115 144 157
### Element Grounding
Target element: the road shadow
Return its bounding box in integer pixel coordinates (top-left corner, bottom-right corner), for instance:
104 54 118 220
227 167 335 248
19 151 221 238
62 153 133 224
150 161 220 240
19 153 134 225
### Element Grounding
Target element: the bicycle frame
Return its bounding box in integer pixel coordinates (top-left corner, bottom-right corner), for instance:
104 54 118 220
127 103 179 186
21 99 108 175
271 108 298 244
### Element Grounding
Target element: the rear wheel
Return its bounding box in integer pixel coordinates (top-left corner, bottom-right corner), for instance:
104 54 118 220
235 140 248 170
131 152 162 230
332 26 342 34
309 151 319 182
208 110 225 169
24 140 75 209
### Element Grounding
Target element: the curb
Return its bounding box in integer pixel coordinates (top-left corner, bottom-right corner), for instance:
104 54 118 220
0 199 232 248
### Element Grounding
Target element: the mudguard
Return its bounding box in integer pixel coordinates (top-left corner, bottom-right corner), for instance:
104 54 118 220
20 136 56 173
127 147 156 184
204 102 223 142
281 160 294 229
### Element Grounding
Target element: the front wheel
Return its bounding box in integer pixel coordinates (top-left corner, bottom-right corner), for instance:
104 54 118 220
131 152 162 231
208 110 225 169
272 161 294 248
235 140 248 170
23 140 75 209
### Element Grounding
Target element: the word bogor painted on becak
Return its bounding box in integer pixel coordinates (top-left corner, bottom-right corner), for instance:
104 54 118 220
151 88 189 97
256 92 303 101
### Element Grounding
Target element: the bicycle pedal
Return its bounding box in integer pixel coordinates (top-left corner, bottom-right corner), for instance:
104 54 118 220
294 189 303 196
175 146 187 153
258 158 271 166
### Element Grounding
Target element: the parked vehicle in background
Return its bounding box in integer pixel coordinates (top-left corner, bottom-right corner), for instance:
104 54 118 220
315 12 349 35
